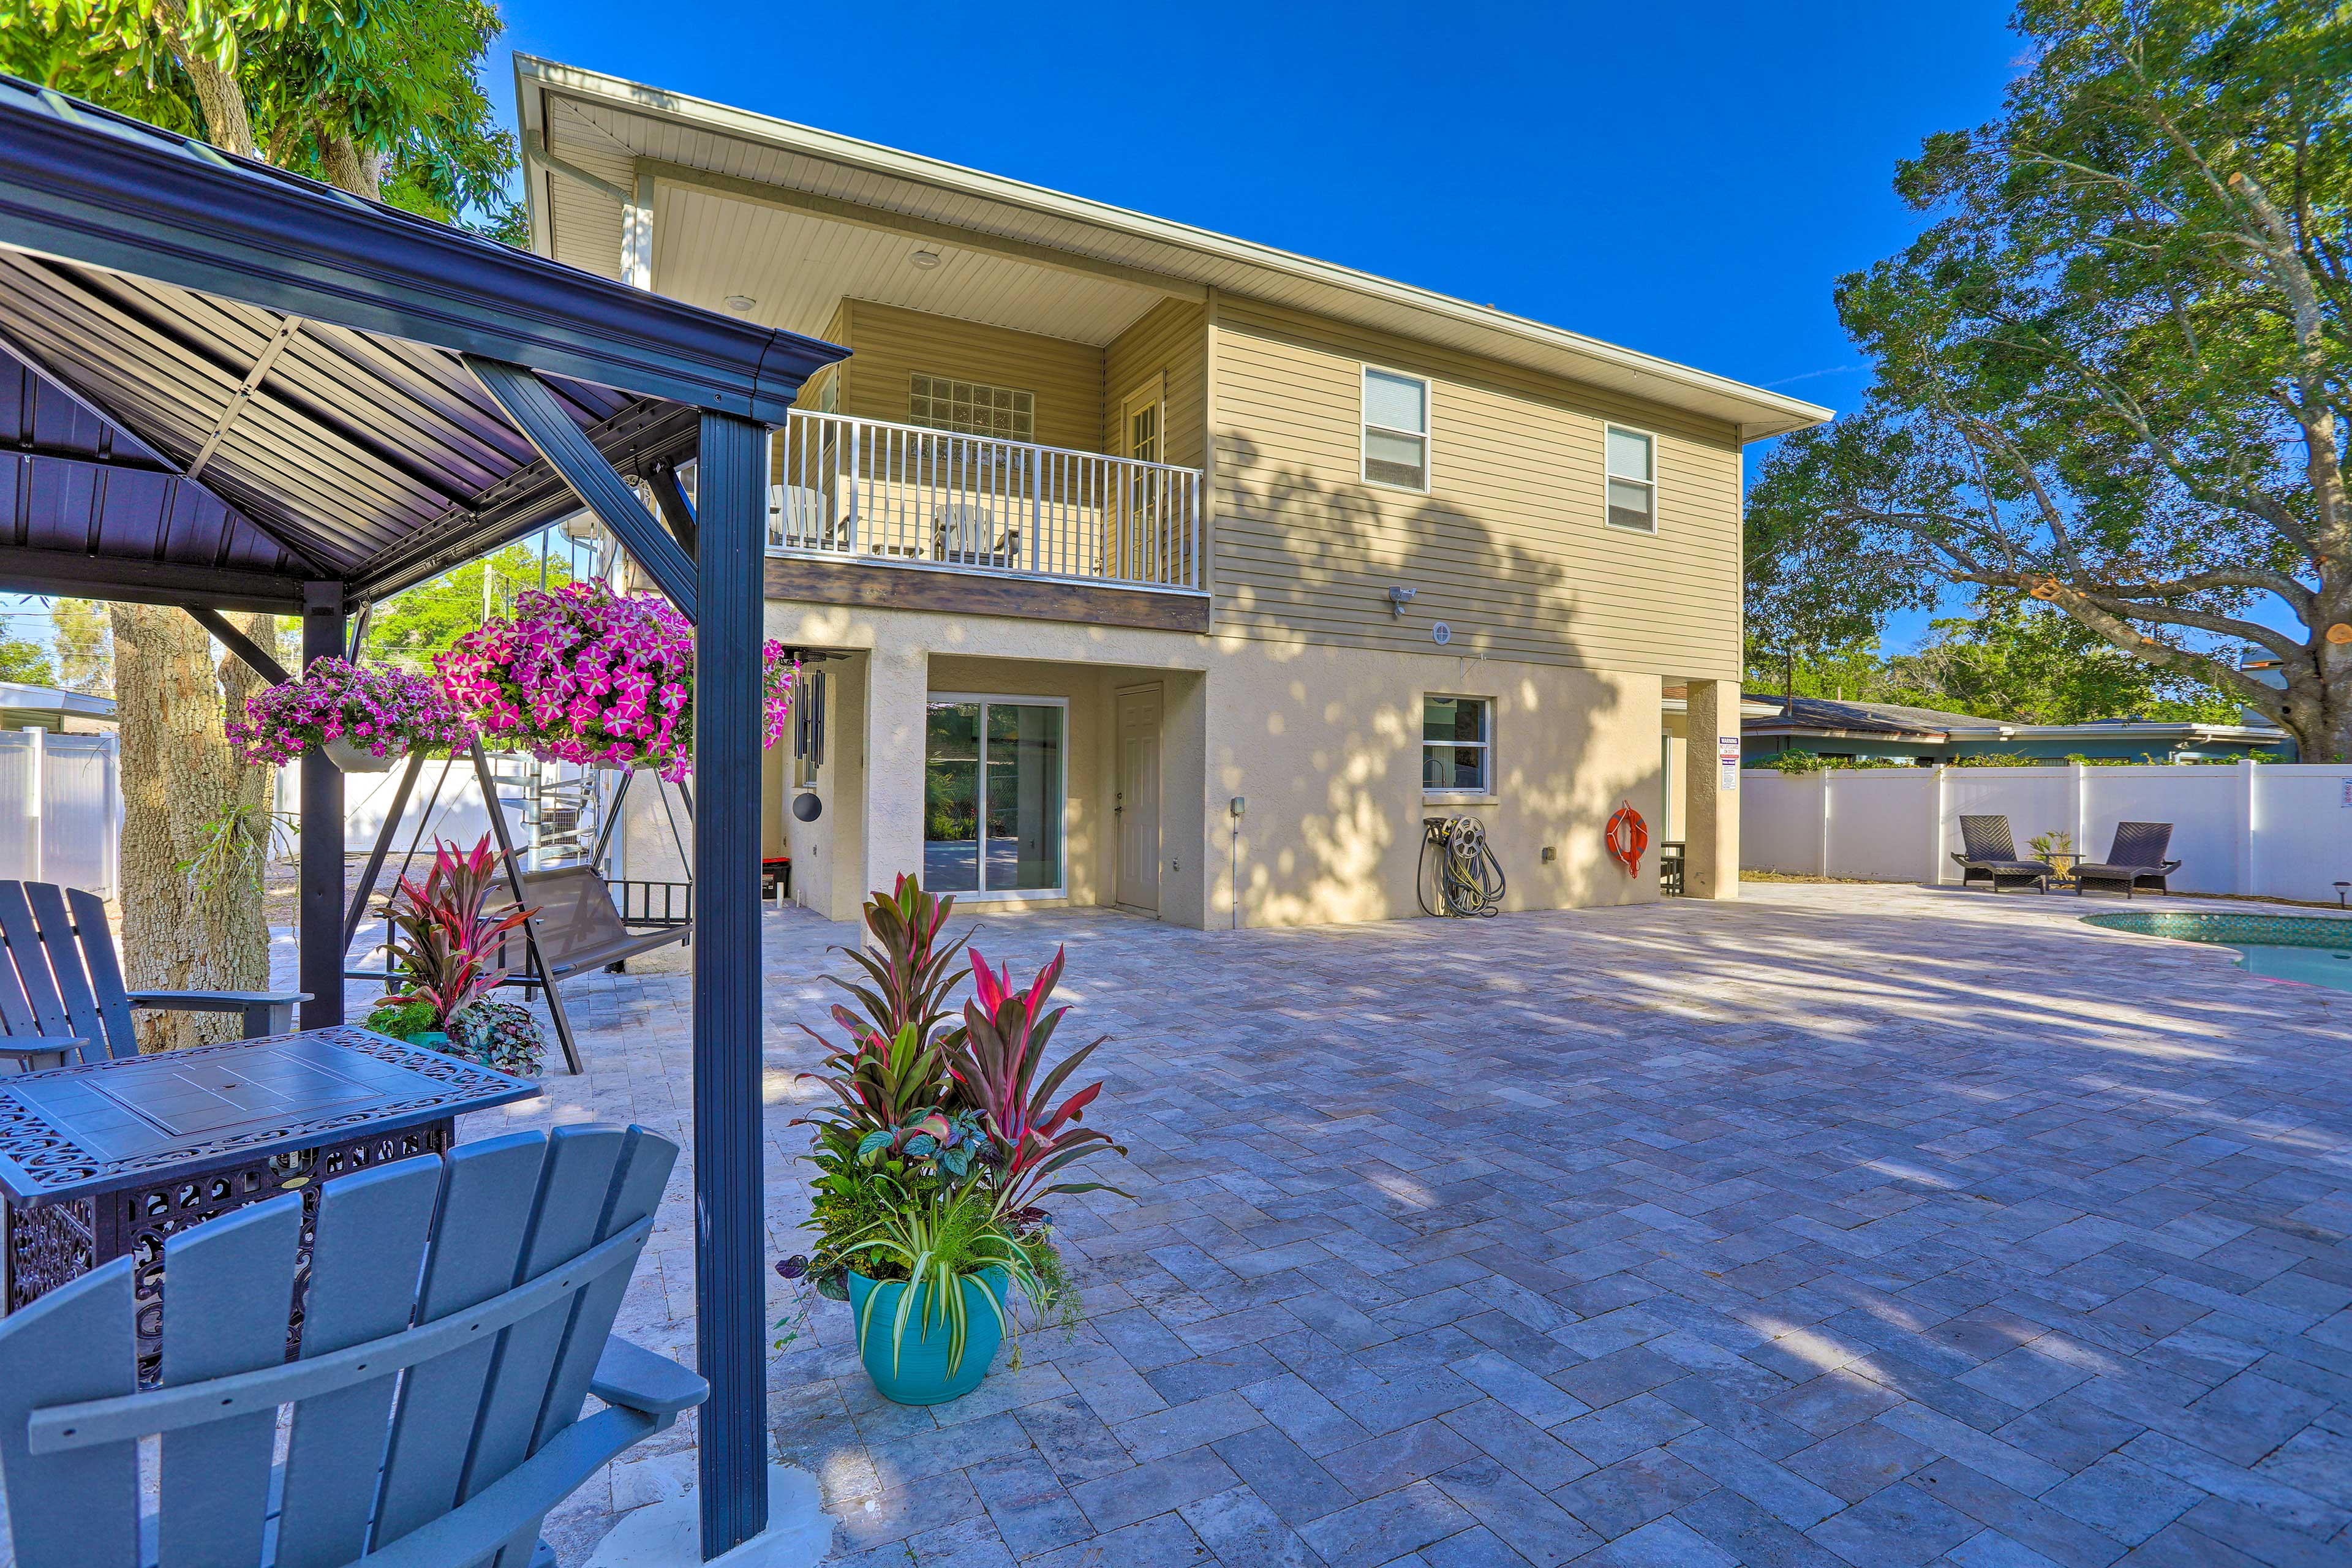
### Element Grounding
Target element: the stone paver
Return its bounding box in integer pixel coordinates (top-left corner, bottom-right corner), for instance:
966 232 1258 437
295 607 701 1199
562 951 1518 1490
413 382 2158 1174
9 879 2345 1568
529 881 2352 1564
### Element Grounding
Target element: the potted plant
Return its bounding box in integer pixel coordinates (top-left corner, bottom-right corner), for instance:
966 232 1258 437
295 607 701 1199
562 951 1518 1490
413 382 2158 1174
438 580 798 780
361 835 548 1077
782 876 1122 1405
227 656 474 773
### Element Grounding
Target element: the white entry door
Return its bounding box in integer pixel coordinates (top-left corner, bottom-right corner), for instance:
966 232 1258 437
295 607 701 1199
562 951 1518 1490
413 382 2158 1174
1115 685 1162 914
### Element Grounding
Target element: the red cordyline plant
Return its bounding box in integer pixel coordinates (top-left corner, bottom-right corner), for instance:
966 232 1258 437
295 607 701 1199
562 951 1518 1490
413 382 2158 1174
949 945 1129 1218
378 835 533 1027
794 876 970 1140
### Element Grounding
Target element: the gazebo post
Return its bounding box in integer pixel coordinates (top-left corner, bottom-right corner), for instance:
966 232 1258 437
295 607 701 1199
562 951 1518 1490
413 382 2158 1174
298 580 347 1028
692 410 769 1559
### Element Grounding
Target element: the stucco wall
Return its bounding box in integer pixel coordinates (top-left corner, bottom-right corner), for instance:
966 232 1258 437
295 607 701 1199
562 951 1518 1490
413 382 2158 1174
763 601 1662 927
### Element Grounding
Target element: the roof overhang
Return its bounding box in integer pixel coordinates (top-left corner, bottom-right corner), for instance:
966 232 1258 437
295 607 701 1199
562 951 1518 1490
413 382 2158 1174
514 56 1833 442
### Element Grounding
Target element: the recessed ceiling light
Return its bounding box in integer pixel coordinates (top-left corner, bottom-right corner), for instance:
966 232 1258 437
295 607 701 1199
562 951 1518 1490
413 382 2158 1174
909 250 941 270
723 294 756 311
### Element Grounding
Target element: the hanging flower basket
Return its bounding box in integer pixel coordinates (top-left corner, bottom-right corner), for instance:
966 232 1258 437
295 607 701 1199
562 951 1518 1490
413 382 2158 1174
437 580 795 782
227 657 475 771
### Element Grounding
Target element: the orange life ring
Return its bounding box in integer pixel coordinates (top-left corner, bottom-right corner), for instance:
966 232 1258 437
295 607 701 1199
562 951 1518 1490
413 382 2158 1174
1607 801 1648 876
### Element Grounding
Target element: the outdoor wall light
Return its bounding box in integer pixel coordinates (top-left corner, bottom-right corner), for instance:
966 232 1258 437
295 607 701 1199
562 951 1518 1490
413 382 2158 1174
723 294 756 311
910 249 942 270
1388 585 1417 619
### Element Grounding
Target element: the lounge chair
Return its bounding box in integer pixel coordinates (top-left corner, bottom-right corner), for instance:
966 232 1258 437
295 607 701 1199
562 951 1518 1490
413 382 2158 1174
0 1124 701 1568
1950 815 2056 893
2075 821 2180 897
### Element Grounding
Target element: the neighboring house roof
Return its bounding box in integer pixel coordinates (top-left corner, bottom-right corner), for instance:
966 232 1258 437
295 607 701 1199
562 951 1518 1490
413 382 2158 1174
512 56 1833 443
1744 694 2286 747
0 683 115 720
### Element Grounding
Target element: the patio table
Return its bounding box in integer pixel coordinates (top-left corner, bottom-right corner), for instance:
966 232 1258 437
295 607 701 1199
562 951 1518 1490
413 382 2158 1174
0 1025 538 1379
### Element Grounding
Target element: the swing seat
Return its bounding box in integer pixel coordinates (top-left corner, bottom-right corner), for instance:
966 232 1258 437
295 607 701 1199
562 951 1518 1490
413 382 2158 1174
512 867 689 978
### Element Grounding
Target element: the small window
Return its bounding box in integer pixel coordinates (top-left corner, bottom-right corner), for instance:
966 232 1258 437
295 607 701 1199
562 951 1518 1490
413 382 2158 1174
1606 426 1655 532
1423 695 1492 794
910 374 1034 441
1363 367 1429 490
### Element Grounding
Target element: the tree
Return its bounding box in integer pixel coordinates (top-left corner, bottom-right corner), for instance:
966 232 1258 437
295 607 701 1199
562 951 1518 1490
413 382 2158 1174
366 543 573 673
1746 0 2352 760
0 636 56 685
1888 597 2242 723
1 1 522 1046
48 600 112 695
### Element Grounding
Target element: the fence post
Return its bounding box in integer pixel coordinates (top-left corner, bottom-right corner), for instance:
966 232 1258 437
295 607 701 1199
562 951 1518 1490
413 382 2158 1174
2071 761 2089 867
24 723 44 884
1816 771 1831 878
2238 758 2258 896
1930 765 1948 885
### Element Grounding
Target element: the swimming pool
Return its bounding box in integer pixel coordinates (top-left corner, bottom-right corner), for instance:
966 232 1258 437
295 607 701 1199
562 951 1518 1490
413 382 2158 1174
2082 911 2352 993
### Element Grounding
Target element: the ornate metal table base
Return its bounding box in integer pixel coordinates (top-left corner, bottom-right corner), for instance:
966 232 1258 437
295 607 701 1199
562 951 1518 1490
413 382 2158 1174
6 1117 453 1382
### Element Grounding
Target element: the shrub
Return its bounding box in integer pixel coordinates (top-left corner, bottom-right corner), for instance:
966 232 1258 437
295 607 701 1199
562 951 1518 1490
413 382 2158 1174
376 835 532 1028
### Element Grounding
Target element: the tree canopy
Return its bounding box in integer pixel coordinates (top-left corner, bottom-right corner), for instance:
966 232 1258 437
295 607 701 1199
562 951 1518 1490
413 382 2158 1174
1746 0 2352 759
365 542 574 673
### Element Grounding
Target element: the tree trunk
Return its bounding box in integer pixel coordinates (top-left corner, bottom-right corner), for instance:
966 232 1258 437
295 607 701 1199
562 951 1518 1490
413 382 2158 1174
111 606 279 1052
318 132 383 202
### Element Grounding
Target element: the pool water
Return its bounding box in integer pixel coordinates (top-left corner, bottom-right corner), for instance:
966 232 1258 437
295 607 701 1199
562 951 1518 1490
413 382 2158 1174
2082 911 2352 994
2233 944 2352 987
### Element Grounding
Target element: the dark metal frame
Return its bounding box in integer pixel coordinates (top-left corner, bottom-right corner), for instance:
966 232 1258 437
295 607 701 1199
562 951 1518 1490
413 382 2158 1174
0 75 847 1560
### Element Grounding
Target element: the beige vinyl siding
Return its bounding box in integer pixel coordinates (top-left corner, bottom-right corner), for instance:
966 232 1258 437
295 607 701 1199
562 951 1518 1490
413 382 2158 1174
829 299 1103 453
1209 297 1744 681
1102 299 1206 470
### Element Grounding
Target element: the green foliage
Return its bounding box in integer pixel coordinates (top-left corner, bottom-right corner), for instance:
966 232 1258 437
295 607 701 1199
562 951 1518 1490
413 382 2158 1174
364 545 574 673
47 601 109 695
0 0 524 241
837 1179 1044 1379
363 997 439 1038
1744 0 2352 758
1947 754 2046 769
174 802 295 897
377 834 530 1026
2026 829 2075 861
0 636 55 685
447 997 544 1077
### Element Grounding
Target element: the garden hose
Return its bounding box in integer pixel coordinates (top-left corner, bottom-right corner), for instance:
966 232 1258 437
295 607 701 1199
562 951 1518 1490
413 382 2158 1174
1418 816 1506 918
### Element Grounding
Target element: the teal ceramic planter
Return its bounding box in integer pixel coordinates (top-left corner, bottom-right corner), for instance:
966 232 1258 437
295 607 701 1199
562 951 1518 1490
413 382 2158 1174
404 1030 451 1051
846 1267 1009 1405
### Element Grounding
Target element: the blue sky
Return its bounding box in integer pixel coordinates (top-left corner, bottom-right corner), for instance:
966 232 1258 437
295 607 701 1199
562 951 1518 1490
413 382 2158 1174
0 1 2027 663
489 0 2023 646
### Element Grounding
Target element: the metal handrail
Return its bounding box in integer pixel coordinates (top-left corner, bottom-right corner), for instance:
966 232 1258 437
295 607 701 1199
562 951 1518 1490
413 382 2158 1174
769 409 1207 594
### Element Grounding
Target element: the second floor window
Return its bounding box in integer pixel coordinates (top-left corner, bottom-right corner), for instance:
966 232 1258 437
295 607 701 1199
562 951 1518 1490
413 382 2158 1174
910 374 1034 442
1606 426 1656 532
1363 367 1429 490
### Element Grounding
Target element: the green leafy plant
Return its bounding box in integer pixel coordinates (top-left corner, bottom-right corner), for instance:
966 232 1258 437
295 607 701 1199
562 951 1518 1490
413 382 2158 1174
835 1180 1046 1379
448 997 545 1077
174 801 296 899
363 997 439 1039
2027 829 2075 862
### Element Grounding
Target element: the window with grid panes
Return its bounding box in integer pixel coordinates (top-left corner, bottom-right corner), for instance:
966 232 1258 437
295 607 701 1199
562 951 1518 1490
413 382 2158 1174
909 374 1035 441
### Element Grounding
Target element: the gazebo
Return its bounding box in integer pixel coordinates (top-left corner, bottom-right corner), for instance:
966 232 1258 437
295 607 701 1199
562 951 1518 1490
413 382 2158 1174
0 77 846 1561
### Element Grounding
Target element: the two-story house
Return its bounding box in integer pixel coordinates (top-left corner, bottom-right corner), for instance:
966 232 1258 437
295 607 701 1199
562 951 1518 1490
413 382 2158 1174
514 56 1829 928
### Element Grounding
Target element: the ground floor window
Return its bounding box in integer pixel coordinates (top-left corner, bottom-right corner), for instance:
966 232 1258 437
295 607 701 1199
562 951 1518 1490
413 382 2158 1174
1423 694 1493 795
924 695 1066 895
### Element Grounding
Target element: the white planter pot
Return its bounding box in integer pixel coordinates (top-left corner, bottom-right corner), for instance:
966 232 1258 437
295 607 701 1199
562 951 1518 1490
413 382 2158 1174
324 737 401 773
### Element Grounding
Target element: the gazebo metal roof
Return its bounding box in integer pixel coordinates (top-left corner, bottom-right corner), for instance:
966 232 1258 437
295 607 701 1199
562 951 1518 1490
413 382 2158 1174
0 72 847 1562
0 75 839 612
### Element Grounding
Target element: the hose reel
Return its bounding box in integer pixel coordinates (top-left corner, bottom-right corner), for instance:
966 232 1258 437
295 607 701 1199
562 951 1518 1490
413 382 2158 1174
1419 815 1507 918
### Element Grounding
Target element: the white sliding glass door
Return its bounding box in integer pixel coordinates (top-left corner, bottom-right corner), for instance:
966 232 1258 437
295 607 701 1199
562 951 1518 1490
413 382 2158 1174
923 694 1066 897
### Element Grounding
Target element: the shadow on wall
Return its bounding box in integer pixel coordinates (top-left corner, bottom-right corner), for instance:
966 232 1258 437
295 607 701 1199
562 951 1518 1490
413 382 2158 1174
1215 441 1645 926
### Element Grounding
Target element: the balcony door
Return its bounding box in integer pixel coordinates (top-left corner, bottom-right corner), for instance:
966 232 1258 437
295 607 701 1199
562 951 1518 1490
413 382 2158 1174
1112 375 1166 582
923 695 1066 899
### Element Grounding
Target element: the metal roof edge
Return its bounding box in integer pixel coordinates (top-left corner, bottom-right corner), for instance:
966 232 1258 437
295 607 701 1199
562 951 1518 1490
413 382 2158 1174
0 74 845 423
513 55 1831 440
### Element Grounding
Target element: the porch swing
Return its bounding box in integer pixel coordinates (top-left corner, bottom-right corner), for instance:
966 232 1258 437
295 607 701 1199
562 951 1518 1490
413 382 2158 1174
339 524 695 1077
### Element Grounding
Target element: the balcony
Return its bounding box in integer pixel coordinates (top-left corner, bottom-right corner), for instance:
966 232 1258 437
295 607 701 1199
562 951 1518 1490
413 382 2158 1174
768 410 1205 597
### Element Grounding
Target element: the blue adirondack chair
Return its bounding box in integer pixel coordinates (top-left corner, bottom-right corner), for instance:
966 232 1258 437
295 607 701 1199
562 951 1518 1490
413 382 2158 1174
0 1124 703 1568
0 879 309 1071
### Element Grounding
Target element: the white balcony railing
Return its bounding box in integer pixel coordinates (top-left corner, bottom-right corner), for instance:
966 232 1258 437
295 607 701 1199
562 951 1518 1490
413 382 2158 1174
769 410 1205 594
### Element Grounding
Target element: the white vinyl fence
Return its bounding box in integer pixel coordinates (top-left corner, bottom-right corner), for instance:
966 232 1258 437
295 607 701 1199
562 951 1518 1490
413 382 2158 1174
0 729 121 897
1743 761 2352 902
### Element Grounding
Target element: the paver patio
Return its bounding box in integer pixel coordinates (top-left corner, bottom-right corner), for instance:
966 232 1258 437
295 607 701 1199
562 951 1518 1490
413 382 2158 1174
11 880 2346 1568
491 880 2352 1567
